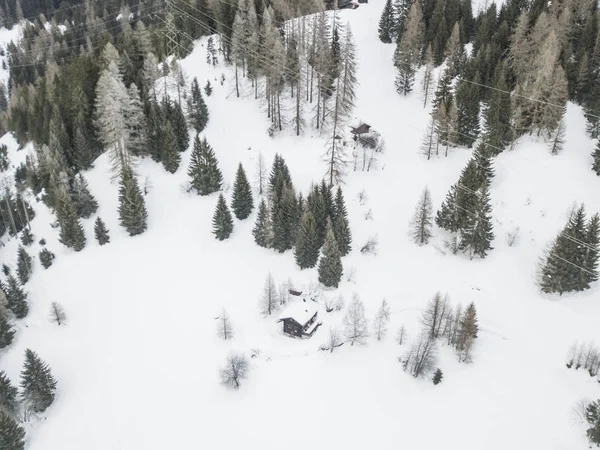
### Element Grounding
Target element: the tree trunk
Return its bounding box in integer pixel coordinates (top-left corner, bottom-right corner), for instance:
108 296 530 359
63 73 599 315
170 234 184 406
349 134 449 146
235 64 240 98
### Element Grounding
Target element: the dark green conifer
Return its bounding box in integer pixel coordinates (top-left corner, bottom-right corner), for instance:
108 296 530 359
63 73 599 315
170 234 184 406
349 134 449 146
147 101 164 162
70 174 98 219
166 100 189 153
118 165 148 236
212 193 234 241
271 186 299 252
56 188 86 252
379 0 395 43
268 154 293 202
295 212 320 269
473 142 495 187
73 127 94 171
6 275 28 319
20 227 33 246
189 77 210 133
592 139 600 176
483 63 513 153
94 217 110 245
455 79 480 147
584 213 600 286
20 349 57 413
160 122 181 174
205 80 213 96
0 311 14 349
459 185 494 259
39 248 55 269
231 163 254 220
188 136 223 195
0 410 25 450
432 368 443 385
16 246 32 284
332 187 352 256
252 198 272 248
318 222 344 288
435 184 460 232
0 371 18 415
307 185 328 247
2 265 9 276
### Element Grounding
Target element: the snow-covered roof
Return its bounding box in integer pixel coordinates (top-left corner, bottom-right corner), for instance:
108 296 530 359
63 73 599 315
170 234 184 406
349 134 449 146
279 299 318 326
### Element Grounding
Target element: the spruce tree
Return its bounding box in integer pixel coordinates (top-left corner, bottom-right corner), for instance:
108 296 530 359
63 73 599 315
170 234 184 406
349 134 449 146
459 185 495 259
0 410 25 450
20 227 33 246
71 174 98 219
56 188 86 252
295 212 320 269
308 185 328 247
271 186 299 253
0 371 18 415
16 246 32 284
167 100 190 153
483 64 512 153
0 311 14 349
6 275 28 319
455 79 480 147
20 349 57 413
188 136 223 195
432 368 443 385
379 0 395 43
252 198 272 248
231 163 254 220
473 143 494 187
268 154 293 202
94 217 110 245
189 77 209 133
318 222 344 288
39 248 55 269
205 80 213 96
118 164 148 236
332 187 352 256
160 122 181 174
212 194 234 241
435 184 460 232
584 213 600 286
592 139 600 176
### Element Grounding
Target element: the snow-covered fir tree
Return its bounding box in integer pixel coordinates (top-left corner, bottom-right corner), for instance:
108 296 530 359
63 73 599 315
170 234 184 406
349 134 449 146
459 185 495 259
94 217 110 245
20 348 57 413
379 0 395 43
394 1 424 95
231 163 254 220
39 248 55 269
212 193 234 241
20 227 33 246
16 246 32 284
188 136 223 196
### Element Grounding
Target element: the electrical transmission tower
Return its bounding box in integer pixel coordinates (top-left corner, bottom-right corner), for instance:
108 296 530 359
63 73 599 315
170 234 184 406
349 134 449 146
164 0 182 106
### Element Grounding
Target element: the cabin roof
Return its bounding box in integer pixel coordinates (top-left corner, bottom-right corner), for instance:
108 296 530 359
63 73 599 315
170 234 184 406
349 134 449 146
279 299 318 326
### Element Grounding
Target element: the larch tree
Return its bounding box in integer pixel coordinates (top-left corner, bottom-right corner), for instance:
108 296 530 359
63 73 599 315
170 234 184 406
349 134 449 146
410 186 434 245
188 136 223 196
20 349 57 413
444 22 464 77
421 44 435 108
394 0 424 96
118 164 148 237
456 302 478 362
125 83 147 158
343 293 368 345
483 63 513 153
372 299 391 340
231 163 254 220
379 0 395 43
252 198 272 248
49 302 66 326
294 211 320 269
325 25 357 186
403 332 438 378
219 353 249 390
216 308 233 340
259 273 278 316
212 193 234 241
318 222 344 288
421 292 450 339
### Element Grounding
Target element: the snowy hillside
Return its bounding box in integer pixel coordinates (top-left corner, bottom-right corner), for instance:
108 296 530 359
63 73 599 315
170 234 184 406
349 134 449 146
2 2 600 449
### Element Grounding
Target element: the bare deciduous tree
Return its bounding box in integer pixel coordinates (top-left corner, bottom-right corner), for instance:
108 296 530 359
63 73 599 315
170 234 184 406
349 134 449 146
396 325 407 345
219 353 249 389
259 273 279 316
216 308 233 340
506 226 520 247
421 292 450 340
321 326 344 353
255 151 267 196
343 293 368 345
402 331 438 378
49 302 66 326
360 235 378 254
372 299 390 340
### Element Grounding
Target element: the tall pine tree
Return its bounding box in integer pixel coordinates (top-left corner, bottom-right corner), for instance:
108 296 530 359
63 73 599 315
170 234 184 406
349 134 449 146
252 198 272 248
332 187 352 256
160 121 181 174
0 371 18 415
6 275 28 319
212 193 234 241
318 222 344 288
20 349 57 413
189 77 209 133
295 211 320 269
16 246 32 284
118 164 148 236
231 163 254 220
379 0 395 43
0 311 14 349
0 410 25 450
459 185 494 259
94 217 110 245
188 136 223 195
56 188 86 252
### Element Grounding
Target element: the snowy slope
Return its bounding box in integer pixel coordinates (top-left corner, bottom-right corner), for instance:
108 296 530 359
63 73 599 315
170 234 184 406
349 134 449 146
1 3 600 450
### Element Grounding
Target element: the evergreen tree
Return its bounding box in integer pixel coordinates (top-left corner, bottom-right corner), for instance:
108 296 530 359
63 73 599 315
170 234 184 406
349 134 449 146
160 122 181 174
472 143 495 187
584 213 600 286
394 1 424 95
482 63 512 154
205 80 213 96
432 368 443 385
16 246 32 284
188 136 223 195
307 185 328 247
252 198 272 248
318 222 344 288
189 77 209 133
231 163 254 220
410 186 434 245
0 371 18 415
459 185 495 259
271 185 299 252
39 248 55 269
379 0 395 43
295 212 320 269
332 187 352 256
167 100 189 153
73 127 94 171
125 83 147 158
20 227 33 246
6 275 28 319
455 79 480 147
268 154 293 202
70 174 98 219
56 188 86 252
0 410 25 450
94 217 110 245
0 311 14 349
20 349 57 413
592 139 600 176
456 302 478 362
212 193 234 241
435 184 460 232
118 164 148 236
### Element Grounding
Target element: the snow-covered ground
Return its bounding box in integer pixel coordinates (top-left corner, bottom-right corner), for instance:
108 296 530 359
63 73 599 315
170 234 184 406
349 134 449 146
1 2 600 449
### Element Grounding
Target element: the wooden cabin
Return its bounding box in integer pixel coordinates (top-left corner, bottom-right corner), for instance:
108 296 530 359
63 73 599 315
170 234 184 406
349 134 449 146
279 298 321 339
